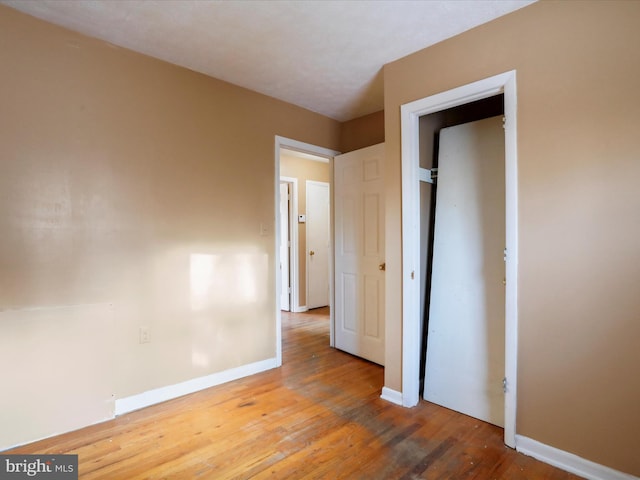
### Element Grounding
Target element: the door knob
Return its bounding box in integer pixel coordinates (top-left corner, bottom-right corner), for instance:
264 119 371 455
310 250 315 256
379 263 386 271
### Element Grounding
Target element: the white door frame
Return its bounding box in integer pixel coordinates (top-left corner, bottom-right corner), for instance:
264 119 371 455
279 177 298 312
275 136 340 366
400 71 518 448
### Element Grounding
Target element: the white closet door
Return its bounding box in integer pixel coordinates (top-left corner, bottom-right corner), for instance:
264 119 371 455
424 117 505 427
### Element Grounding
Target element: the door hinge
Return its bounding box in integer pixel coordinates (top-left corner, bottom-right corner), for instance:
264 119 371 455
419 167 438 184
503 377 507 393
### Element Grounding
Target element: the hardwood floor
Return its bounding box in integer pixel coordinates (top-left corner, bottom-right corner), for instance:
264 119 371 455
7 308 582 479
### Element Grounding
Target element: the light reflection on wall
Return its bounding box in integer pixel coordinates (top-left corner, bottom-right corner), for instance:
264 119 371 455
189 252 267 312
191 350 210 369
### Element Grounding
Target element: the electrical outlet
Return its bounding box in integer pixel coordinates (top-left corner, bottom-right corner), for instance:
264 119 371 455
139 326 151 344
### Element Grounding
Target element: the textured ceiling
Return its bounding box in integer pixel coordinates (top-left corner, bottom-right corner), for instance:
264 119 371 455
2 0 534 121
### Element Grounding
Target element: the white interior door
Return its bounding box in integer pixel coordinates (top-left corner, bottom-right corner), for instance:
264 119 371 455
424 116 505 427
334 143 385 365
306 181 330 309
279 182 290 311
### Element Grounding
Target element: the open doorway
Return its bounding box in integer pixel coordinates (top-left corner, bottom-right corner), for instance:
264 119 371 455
279 149 330 312
400 71 518 447
274 137 339 367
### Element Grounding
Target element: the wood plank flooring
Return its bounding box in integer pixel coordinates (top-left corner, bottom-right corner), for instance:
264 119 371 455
7 308 583 479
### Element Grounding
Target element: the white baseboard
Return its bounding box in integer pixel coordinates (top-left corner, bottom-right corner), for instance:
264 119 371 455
115 358 278 415
380 387 403 406
291 305 308 313
516 435 638 480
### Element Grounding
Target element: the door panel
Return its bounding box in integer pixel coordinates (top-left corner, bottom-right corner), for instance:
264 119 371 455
364 193 381 254
306 181 330 309
279 182 290 311
364 276 380 337
424 117 505 427
334 143 385 365
343 274 357 332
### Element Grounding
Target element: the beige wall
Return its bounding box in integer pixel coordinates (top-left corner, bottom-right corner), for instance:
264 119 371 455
384 1 640 475
279 153 330 308
0 5 340 449
339 110 385 153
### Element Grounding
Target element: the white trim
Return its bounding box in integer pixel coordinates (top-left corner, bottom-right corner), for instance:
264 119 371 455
399 71 518 448
281 148 330 164
280 176 299 313
328 157 335 347
275 136 340 365
503 72 519 449
291 305 308 313
380 387 403 406
115 358 277 415
516 435 638 480
276 136 339 159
